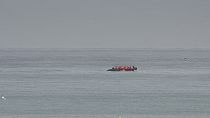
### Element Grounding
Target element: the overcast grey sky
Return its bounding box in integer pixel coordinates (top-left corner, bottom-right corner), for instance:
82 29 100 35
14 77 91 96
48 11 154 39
0 0 209 48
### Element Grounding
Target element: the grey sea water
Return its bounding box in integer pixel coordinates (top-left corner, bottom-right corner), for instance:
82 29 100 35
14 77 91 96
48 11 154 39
0 49 210 118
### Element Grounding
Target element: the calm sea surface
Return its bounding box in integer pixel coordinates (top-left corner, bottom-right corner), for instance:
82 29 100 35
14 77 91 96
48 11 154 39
0 49 210 118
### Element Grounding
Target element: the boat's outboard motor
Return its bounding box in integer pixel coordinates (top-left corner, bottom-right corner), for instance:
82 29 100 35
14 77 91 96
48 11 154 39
133 66 137 70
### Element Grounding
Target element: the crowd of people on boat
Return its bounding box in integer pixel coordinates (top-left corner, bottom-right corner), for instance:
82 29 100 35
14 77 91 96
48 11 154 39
107 65 137 71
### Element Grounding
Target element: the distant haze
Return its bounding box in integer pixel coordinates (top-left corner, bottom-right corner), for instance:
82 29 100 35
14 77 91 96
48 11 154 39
0 0 209 48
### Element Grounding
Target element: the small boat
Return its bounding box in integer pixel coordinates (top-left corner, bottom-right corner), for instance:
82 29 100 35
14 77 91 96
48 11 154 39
107 65 137 71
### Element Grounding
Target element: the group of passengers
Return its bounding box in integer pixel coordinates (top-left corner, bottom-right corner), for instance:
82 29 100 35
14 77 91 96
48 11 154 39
112 65 136 71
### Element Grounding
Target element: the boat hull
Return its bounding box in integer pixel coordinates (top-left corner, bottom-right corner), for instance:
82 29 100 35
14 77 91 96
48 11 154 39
107 69 135 71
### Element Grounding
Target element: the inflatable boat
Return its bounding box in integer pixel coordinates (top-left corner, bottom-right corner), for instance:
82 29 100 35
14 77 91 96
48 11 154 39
107 65 137 71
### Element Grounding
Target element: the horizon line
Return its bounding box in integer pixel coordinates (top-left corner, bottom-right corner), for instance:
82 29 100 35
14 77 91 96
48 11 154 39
0 47 210 50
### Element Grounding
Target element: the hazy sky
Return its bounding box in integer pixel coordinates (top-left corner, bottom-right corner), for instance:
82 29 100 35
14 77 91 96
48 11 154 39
0 0 209 48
